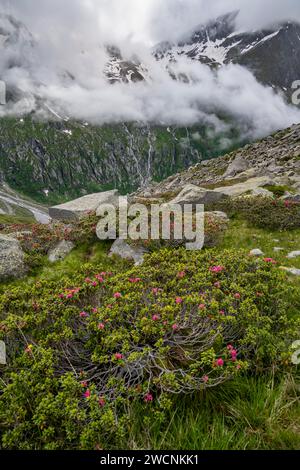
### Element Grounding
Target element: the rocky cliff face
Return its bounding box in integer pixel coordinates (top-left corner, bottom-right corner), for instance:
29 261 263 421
134 123 300 198
0 117 240 204
154 12 300 97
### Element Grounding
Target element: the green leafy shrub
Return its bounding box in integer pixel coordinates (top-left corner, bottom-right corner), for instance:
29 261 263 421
124 211 228 251
210 196 300 231
264 185 289 198
0 213 99 268
0 248 298 449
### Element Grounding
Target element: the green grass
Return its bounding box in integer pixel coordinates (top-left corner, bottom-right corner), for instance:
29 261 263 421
121 375 300 450
221 219 300 268
0 213 35 225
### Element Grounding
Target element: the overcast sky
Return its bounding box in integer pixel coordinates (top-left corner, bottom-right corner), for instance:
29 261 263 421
5 0 300 45
1 0 300 138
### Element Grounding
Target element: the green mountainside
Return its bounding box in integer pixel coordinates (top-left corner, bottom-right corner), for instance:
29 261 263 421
0 117 241 204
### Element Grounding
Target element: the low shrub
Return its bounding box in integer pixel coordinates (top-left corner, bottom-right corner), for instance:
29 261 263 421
210 196 300 231
0 248 299 449
0 213 99 268
127 211 228 251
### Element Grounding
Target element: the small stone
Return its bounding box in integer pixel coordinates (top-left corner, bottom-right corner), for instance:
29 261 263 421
273 247 284 252
48 240 75 262
250 249 264 257
287 251 300 259
0 341 6 365
280 267 300 276
109 239 148 266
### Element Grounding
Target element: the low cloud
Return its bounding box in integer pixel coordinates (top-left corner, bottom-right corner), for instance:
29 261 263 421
0 0 300 141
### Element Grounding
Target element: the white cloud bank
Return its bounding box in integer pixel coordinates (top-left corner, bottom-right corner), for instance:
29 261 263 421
0 0 300 139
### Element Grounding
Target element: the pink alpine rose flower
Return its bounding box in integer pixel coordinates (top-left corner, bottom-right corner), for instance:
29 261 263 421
113 292 122 299
144 393 153 403
115 353 123 360
215 358 224 367
175 297 183 304
209 265 225 273
263 258 277 264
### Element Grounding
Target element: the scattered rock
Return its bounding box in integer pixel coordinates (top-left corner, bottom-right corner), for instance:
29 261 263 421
280 267 300 276
250 248 264 257
109 239 148 266
0 234 27 280
287 251 300 259
48 240 75 263
0 341 6 365
49 190 120 221
206 211 229 223
168 184 228 206
273 247 284 252
223 155 249 178
283 193 300 202
251 187 273 197
216 177 273 197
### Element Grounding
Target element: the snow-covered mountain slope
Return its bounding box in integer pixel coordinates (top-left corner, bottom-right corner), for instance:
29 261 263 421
104 46 148 84
154 12 300 95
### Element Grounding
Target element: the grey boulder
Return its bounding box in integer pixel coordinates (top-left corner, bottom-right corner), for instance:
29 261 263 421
287 251 300 259
280 267 300 276
223 155 249 178
0 234 27 280
49 190 120 221
48 240 75 263
250 248 264 257
109 239 147 266
168 184 228 206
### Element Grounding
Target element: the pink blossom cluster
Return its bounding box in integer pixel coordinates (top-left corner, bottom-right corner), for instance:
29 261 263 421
209 265 225 273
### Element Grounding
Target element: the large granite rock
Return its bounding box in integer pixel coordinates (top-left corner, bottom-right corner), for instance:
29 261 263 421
223 154 249 178
49 190 120 221
48 240 75 263
215 177 273 197
109 239 148 266
0 234 26 280
168 184 228 206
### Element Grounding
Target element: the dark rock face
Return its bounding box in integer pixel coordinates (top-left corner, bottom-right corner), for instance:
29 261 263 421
1 118 227 203
154 12 300 96
134 123 300 197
